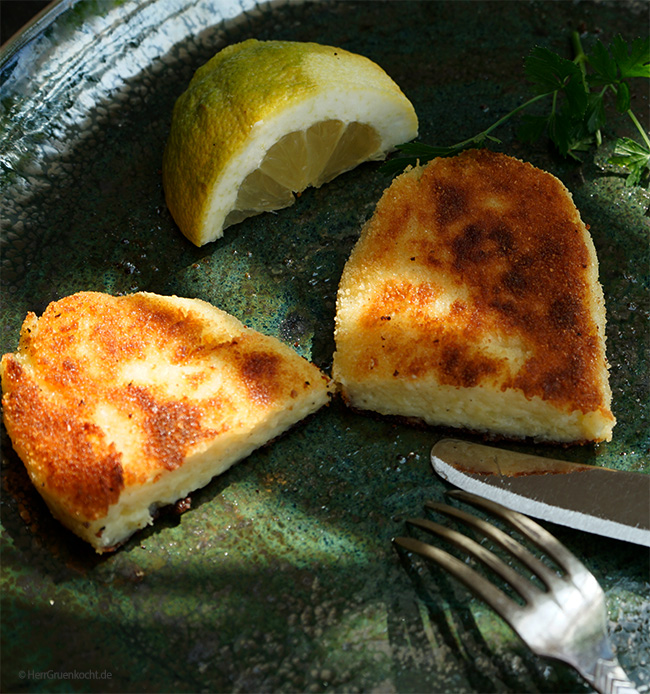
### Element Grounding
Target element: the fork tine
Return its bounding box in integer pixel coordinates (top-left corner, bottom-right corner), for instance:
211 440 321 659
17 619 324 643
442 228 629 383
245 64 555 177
446 490 597 581
396 500 640 694
393 535 522 624
425 500 564 591
405 516 542 604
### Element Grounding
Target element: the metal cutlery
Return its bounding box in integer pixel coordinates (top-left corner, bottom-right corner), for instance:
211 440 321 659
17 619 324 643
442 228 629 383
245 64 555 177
394 490 640 694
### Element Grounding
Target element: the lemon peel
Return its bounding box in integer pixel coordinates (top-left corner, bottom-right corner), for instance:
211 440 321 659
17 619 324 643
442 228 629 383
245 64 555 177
163 39 418 246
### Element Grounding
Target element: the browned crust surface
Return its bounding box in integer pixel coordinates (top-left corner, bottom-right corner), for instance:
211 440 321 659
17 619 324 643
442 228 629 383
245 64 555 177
335 149 613 421
2 355 126 521
1 292 328 522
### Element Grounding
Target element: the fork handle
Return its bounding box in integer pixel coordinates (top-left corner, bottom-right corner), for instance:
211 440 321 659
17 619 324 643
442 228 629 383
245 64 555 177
584 656 639 694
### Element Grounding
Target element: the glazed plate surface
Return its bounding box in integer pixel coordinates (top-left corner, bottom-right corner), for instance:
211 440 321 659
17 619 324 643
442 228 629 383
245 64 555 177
1 1 648 692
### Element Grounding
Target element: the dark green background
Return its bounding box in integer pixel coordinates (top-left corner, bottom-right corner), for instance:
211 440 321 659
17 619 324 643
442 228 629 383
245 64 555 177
1 1 648 692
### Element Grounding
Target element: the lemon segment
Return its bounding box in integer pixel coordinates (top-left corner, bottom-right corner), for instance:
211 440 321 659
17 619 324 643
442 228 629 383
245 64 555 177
162 39 418 246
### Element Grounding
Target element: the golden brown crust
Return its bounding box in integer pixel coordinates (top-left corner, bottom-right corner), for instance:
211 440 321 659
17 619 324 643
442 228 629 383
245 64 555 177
1 292 330 528
2 355 125 521
334 149 614 437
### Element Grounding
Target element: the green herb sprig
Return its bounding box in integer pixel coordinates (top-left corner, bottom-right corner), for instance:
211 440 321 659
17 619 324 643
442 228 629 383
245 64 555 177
383 32 650 187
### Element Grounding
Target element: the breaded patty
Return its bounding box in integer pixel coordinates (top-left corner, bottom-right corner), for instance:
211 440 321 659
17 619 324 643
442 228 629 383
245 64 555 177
1 291 332 551
332 149 615 443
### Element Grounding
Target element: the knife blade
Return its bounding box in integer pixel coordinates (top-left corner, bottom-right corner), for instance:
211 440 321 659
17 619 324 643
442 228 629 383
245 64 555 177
430 438 650 547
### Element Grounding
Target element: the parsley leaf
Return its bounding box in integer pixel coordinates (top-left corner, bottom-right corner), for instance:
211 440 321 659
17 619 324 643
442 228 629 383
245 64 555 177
611 35 650 79
584 92 607 133
525 47 587 115
616 81 631 113
587 40 620 86
610 137 650 187
382 32 649 188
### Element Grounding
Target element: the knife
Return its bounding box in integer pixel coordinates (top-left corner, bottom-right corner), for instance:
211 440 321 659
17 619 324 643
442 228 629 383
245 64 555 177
430 438 650 547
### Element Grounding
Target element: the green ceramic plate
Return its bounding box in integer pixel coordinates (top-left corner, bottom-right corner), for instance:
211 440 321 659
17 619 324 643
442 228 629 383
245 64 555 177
1 1 648 692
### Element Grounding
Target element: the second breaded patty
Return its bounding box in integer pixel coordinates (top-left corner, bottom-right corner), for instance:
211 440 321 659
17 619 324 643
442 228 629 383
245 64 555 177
332 149 615 443
1 291 332 551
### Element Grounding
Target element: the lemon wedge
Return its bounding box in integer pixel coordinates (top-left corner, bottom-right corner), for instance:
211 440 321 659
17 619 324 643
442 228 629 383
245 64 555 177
162 39 418 246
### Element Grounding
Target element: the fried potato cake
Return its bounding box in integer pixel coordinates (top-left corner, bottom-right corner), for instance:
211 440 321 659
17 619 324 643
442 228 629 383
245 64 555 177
1 292 332 551
332 149 615 443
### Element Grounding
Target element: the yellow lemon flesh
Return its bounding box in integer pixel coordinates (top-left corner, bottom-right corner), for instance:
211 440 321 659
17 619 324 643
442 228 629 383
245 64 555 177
162 39 418 246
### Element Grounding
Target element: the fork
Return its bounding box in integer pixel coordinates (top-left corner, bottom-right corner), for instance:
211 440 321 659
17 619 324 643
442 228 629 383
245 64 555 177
394 490 640 694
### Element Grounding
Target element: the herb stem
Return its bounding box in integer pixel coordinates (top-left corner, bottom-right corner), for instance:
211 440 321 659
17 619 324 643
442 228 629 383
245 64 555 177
627 108 650 149
572 31 603 146
571 31 589 86
607 82 650 150
570 31 584 59
385 33 648 186
412 92 551 158
463 92 550 147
